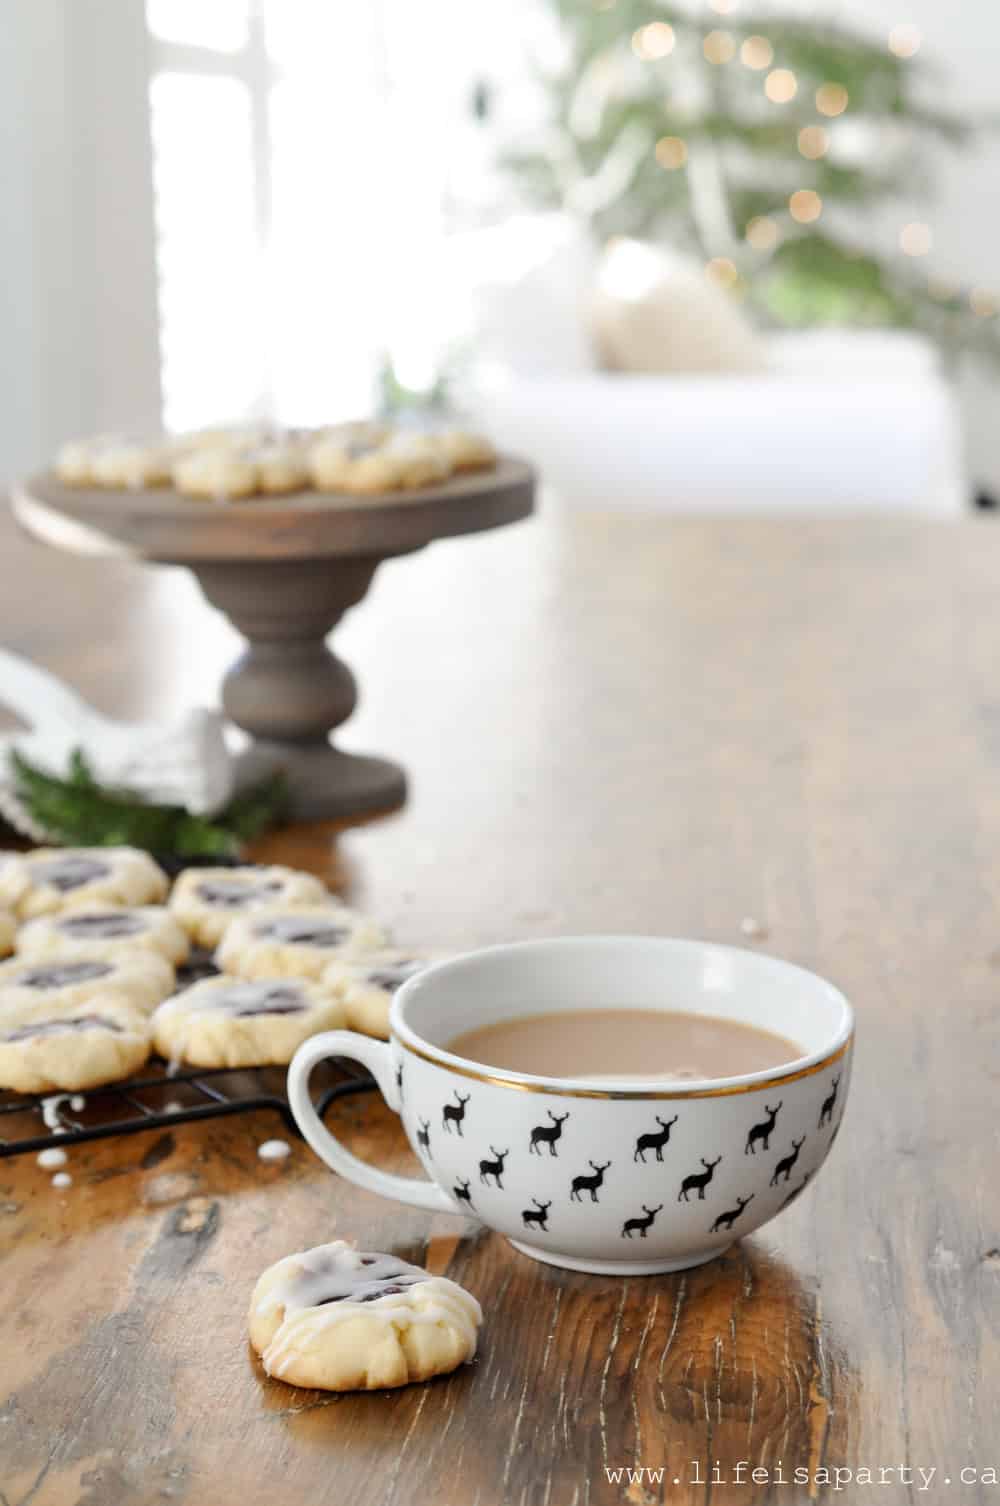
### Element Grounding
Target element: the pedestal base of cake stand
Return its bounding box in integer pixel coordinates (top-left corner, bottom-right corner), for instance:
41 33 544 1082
235 740 406 823
191 556 407 822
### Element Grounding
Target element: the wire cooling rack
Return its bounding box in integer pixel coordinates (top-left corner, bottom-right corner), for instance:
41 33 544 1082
0 1061 376 1160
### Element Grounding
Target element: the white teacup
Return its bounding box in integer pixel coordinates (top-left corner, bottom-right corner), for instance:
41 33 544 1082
287 937 853 1275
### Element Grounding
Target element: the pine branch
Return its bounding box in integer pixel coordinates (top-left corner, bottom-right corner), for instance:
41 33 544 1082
8 751 289 857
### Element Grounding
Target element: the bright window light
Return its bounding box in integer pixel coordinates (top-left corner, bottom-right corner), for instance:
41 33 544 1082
146 0 249 52
149 73 264 431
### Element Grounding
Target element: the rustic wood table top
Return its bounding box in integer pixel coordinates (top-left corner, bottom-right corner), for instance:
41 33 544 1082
1 502 997 1506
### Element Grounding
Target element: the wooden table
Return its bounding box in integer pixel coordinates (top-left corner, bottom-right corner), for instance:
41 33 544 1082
1 503 998 1505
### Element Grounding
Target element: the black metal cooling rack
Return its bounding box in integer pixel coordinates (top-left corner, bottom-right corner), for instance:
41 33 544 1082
0 1060 377 1160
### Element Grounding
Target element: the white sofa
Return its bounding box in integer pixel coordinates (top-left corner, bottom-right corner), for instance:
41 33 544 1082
469 330 965 515
452 218 965 515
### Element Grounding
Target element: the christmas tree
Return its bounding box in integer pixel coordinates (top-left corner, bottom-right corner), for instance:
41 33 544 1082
503 1 1000 363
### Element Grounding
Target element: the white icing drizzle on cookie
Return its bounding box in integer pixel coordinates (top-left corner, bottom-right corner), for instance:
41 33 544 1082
37 1147 68 1169
51 1171 73 1189
256 1241 482 1378
157 979 309 1022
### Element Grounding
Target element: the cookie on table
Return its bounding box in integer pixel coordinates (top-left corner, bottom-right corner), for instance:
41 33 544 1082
0 950 175 1016
323 950 445 1040
169 864 331 949
249 1240 482 1391
152 975 346 1069
215 905 387 981
0 998 151 1094
0 853 31 912
17 906 189 967
171 447 258 501
0 911 14 959
14 847 168 920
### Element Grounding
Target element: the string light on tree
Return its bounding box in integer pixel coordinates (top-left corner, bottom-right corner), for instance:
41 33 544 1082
655 135 688 170
927 276 958 302
888 24 921 58
900 222 932 257
705 257 740 290
970 288 999 318
798 126 829 160
789 189 823 223
740 35 773 70
745 216 779 251
703 30 736 64
765 68 797 103
816 82 849 117
631 22 675 59
510 1 1000 374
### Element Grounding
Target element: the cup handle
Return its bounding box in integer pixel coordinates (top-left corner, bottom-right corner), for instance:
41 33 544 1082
287 1030 456 1215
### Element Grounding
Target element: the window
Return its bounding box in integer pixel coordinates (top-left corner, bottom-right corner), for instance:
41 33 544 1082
145 0 545 432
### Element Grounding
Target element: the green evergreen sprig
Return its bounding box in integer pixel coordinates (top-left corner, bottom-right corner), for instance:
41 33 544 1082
7 749 289 858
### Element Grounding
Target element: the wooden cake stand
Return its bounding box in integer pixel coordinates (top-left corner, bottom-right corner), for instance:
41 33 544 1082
12 461 535 819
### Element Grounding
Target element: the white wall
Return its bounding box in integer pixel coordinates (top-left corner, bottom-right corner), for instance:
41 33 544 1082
0 0 161 486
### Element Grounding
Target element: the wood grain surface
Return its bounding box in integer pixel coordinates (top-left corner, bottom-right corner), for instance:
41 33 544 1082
1 501 999 1506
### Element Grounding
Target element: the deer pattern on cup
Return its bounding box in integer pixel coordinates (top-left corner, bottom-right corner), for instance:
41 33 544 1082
678 1155 722 1201
416 1118 431 1154
780 1171 812 1210
395 1062 404 1102
622 1203 663 1239
745 1102 781 1155
522 1199 552 1231
710 1193 755 1233
442 1090 471 1136
633 1115 678 1164
529 1110 570 1157
770 1136 805 1186
819 1075 841 1129
479 1146 509 1188
453 1178 474 1210
569 1160 611 1203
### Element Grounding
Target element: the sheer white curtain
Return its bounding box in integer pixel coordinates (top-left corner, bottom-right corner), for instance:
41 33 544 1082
145 0 543 433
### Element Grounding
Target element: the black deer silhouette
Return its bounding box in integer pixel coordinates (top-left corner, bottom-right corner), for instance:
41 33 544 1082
622 1203 663 1239
395 1063 404 1099
780 1172 812 1210
678 1155 722 1201
479 1146 509 1188
710 1193 755 1233
529 1110 570 1157
416 1118 431 1153
570 1160 611 1203
453 1178 474 1209
770 1136 805 1186
819 1075 841 1128
522 1199 552 1231
442 1090 471 1136
745 1102 782 1155
633 1115 679 1163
